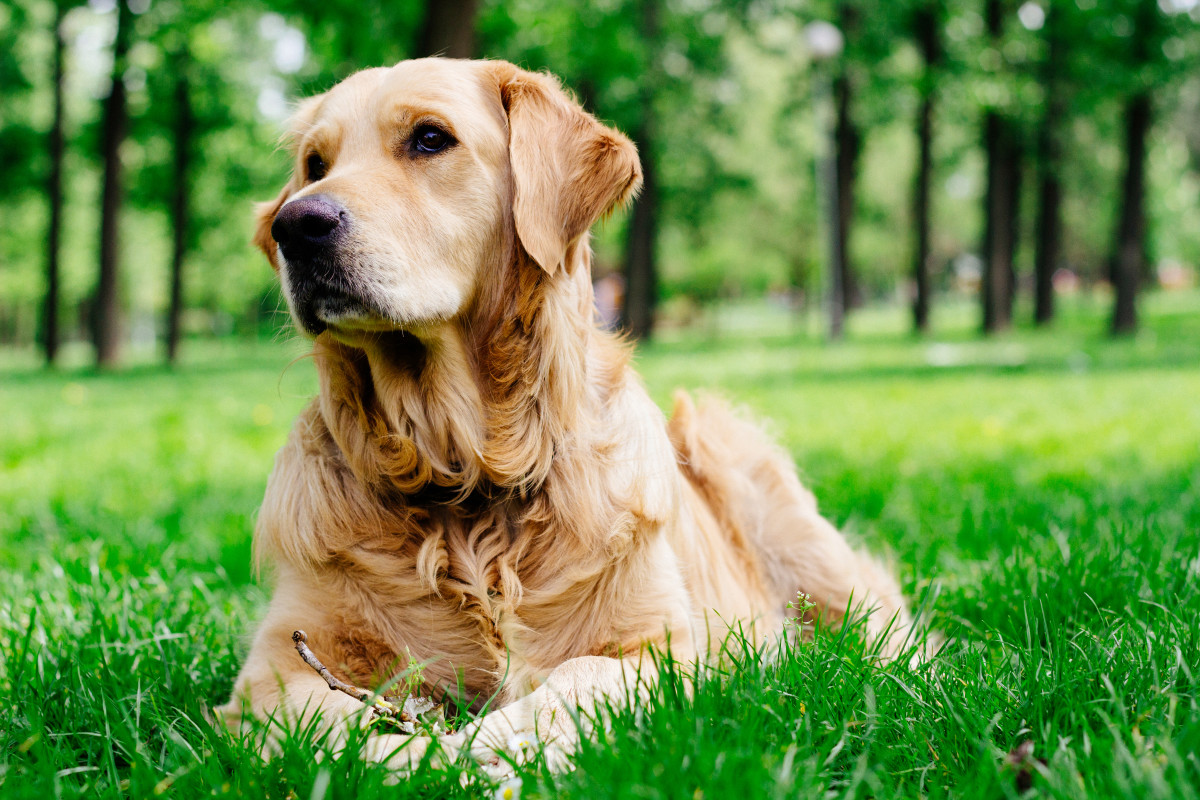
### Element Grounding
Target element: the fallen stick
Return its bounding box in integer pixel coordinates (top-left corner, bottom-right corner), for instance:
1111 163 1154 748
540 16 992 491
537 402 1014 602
292 630 403 716
292 630 445 733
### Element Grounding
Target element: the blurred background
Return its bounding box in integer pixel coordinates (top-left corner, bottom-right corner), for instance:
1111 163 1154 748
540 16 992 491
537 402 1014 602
1 0 1199 367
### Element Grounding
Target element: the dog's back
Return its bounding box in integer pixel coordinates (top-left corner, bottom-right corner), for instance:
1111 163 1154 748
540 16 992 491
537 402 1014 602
668 392 917 658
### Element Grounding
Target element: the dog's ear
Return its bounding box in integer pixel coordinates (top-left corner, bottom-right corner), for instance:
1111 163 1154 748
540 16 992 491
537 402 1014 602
252 94 326 269
492 63 643 274
252 189 289 269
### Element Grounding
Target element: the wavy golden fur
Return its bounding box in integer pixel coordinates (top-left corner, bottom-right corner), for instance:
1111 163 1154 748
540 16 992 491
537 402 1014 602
218 58 925 768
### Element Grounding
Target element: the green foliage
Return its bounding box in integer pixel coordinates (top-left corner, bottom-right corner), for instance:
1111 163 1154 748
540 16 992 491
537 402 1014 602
2 294 1199 796
0 1 43 194
0 0 1198 346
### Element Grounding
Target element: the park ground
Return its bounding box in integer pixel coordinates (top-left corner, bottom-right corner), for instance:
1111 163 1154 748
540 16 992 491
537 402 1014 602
1 292 1199 798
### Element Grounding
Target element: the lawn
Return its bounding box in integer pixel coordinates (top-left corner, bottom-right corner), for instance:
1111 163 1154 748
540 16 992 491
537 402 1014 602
2 292 1199 799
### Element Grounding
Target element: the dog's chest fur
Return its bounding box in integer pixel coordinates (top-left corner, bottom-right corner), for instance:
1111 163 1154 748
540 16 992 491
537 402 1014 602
302 501 683 706
260 401 694 707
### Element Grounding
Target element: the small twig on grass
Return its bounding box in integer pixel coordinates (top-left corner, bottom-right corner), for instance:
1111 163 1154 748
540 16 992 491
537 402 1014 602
291 630 445 735
292 630 403 716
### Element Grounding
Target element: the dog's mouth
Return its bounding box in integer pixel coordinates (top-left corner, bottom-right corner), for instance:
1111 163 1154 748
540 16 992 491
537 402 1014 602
286 270 394 336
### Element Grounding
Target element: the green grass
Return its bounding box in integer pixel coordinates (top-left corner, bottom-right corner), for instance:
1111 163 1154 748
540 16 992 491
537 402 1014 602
2 291 1199 799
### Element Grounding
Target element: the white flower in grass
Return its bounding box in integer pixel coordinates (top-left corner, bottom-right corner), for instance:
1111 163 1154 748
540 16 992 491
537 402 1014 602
494 776 522 800
506 733 534 753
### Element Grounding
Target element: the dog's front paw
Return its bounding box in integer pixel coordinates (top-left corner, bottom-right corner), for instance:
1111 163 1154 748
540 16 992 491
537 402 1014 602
362 731 466 773
460 685 580 773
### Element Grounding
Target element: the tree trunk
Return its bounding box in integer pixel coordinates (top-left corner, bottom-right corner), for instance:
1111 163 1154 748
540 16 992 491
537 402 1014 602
1033 149 1062 326
982 112 1021 333
818 73 844 342
43 1 66 366
1110 92 1151 335
833 73 861 312
1109 0 1156 336
980 0 1019 334
621 122 658 340
95 0 132 367
416 0 479 58
1007 133 1023 310
911 3 940 334
166 58 192 365
1033 3 1064 326
620 0 660 340
912 93 934 333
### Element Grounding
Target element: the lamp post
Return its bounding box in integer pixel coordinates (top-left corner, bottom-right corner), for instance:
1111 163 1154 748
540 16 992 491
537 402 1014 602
804 21 845 341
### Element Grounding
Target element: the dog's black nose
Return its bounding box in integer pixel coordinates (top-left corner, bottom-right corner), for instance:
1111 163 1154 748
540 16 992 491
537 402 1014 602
271 195 345 260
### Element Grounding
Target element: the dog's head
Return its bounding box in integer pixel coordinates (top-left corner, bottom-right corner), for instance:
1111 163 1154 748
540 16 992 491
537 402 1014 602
256 58 642 340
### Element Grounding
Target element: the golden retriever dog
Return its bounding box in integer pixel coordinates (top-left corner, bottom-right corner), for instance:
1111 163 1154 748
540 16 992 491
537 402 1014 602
217 57 924 769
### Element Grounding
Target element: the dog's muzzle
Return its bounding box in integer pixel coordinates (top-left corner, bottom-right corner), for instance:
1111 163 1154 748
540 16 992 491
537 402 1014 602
273 195 382 335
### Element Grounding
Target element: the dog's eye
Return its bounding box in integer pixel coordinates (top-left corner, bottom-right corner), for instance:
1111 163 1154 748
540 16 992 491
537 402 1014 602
306 153 327 182
412 125 453 154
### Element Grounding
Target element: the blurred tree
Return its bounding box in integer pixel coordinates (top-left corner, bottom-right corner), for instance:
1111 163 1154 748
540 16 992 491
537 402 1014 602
480 0 750 339
620 0 661 340
1 0 1197 359
910 0 942 333
1108 0 1158 335
119 0 198 363
1033 0 1067 326
128 0 238 362
0 1 46 345
165 51 192 364
980 0 1021 334
832 4 863 314
114 1 322 353
417 0 479 58
0 4 40 195
43 0 68 364
1073 0 1200 335
806 0 909 330
1109 87 1150 334
95 0 133 367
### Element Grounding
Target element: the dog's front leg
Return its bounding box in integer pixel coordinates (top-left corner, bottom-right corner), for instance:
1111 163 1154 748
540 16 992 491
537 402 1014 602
459 655 652 770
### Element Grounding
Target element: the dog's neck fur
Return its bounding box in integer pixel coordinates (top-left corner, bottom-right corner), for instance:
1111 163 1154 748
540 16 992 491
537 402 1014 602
312 240 610 507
